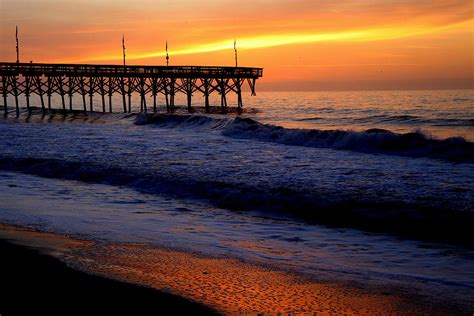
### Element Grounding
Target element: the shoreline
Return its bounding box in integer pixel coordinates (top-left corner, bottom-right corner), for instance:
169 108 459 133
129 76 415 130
1 156 473 249
0 224 218 316
0 224 467 315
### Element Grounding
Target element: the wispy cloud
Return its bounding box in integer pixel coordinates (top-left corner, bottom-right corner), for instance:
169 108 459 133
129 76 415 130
281 64 422 67
84 19 471 62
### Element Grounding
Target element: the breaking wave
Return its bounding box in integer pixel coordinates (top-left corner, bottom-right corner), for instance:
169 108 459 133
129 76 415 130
0 155 473 247
136 113 474 163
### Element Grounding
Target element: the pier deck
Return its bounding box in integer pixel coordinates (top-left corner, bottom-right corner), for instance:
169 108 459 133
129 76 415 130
0 62 263 115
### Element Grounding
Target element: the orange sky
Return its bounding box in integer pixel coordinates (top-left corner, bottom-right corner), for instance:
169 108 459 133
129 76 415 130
0 0 472 90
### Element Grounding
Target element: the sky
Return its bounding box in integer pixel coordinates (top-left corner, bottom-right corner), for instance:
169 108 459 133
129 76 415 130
0 0 473 90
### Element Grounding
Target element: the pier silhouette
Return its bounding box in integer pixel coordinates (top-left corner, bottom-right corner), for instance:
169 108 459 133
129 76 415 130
0 62 263 116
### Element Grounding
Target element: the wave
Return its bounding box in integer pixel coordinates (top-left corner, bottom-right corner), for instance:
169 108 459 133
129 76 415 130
430 118 474 127
135 113 474 163
297 114 474 127
451 97 473 103
3 109 473 163
0 156 473 248
354 114 474 127
361 114 422 123
296 117 324 121
135 112 231 130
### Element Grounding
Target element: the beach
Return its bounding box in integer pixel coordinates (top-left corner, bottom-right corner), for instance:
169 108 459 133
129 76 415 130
0 225 217 316
0 224 462 315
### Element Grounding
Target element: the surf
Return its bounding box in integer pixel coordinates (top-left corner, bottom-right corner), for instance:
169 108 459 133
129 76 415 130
135 113 474 163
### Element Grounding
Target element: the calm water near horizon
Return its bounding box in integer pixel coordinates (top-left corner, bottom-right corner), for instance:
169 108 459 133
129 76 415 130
247 90 474 141
7 89 473 140
1 89 473 309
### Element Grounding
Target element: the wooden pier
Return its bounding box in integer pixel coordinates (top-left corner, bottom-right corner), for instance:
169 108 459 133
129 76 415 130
0 62 263 116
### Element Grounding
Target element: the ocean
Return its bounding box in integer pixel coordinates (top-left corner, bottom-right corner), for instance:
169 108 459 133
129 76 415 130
0 89 473 310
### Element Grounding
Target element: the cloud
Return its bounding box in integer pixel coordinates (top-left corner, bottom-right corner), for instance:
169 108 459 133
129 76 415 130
83 19 471 62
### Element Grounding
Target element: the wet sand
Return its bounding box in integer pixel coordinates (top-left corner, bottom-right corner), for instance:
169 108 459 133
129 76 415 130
0 224 461 315
0 225 217 316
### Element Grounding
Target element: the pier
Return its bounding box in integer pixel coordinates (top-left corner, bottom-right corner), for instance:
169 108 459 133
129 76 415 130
0 62 263 116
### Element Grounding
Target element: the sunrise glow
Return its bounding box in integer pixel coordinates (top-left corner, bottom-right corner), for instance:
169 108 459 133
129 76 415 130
1 0 472 90
86 19 470 61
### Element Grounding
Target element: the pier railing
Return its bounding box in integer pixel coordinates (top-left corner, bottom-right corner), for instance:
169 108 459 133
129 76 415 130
0 62 263 115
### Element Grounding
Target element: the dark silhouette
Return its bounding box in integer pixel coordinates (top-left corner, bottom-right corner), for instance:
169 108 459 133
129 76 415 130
0 62 262 116
15 26 20 63
0 239 219 316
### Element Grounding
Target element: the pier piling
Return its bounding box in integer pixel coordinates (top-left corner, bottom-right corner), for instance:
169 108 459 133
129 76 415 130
2 76 7 116
0 62 262 114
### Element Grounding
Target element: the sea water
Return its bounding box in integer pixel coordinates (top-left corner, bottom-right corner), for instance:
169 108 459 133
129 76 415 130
0 89 473 308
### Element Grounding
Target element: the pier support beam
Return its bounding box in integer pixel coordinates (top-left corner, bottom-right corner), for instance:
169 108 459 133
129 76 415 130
69 92 73 111
203 79 210 112
169 79 175 111
34 76 45 113
108 77 113 113
89 76 94 112
100 77 106 113
141 93 147 113
236 79 243 111
220 79 228 113
68 77 73 111
79 77 86 112
127 77 132 113
120 78 126 113
47 76 52 111
2 76 7 116
187 91 192 111
184 78 194 111
59 77 66 110
12 76 19 116
25 76 31 111
139 77 146 113
121 92 126 113
152 78 158 112
164 79 170 112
